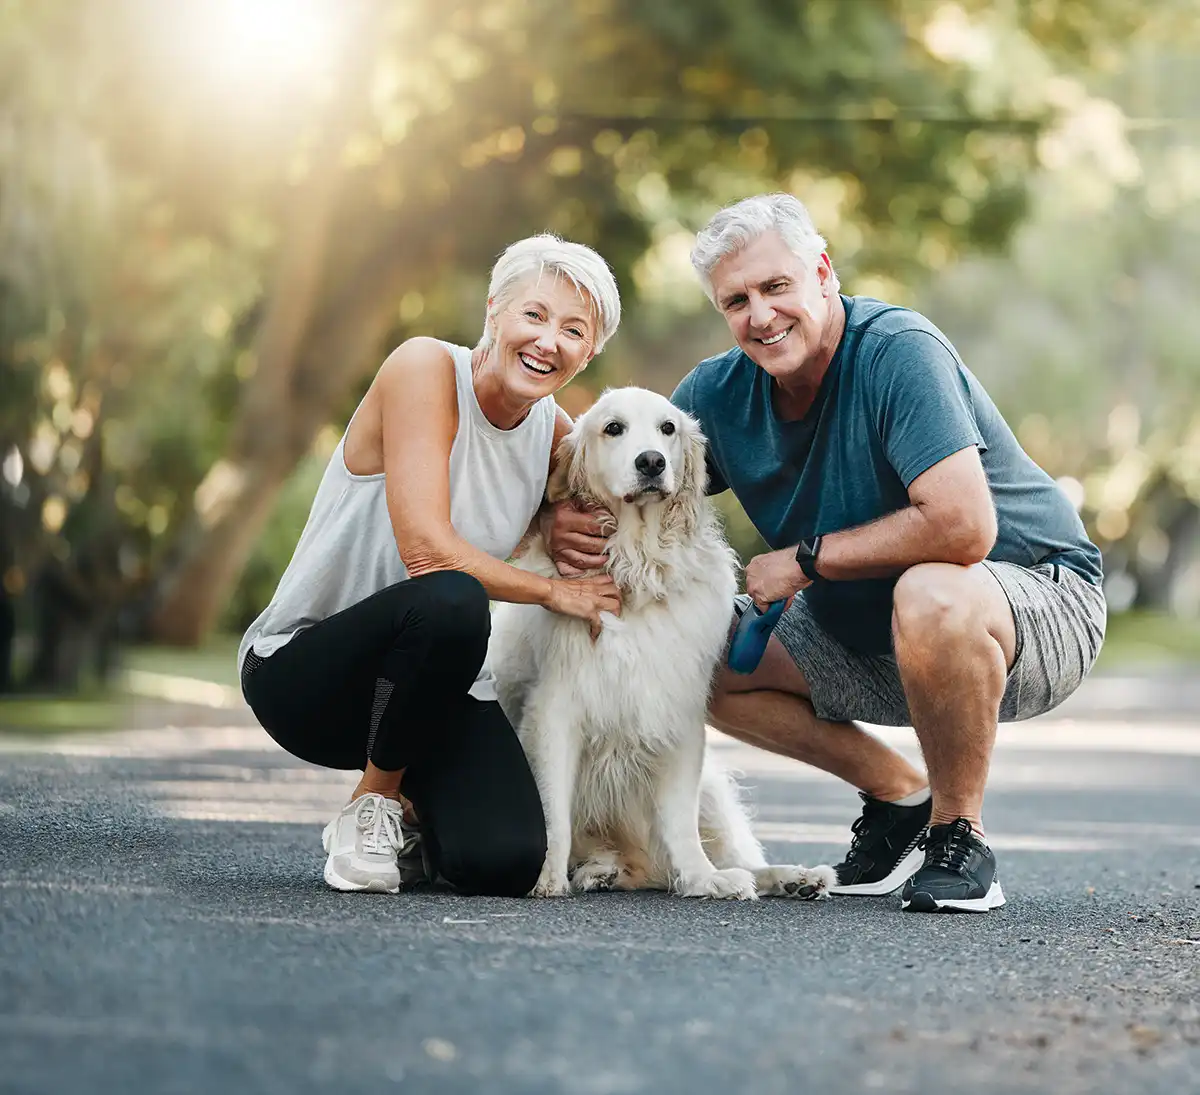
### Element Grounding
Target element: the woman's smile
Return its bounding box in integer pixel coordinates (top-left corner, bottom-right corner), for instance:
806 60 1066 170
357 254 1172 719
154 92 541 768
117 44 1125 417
518 351 555 376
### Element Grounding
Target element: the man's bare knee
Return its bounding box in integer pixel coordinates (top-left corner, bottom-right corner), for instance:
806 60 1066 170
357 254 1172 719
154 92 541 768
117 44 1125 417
892 563 1015 668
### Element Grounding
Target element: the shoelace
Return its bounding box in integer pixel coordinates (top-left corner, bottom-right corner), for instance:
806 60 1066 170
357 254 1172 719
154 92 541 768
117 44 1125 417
917 819 975 872
844 794 888 863
354 795 408 856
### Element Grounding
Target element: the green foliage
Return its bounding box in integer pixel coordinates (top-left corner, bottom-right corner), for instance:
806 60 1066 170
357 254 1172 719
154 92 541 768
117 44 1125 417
0 695 125 733
1095 609 1200 668
123 634 242 690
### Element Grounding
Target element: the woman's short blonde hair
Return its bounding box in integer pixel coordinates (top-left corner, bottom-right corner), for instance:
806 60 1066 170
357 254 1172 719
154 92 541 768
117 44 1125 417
480 234 622 353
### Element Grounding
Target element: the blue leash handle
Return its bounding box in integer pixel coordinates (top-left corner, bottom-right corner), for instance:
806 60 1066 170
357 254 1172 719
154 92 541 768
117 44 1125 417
727 599 787 674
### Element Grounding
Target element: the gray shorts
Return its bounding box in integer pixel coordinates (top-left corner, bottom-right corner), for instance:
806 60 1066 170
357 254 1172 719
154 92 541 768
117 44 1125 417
734 561 1107 726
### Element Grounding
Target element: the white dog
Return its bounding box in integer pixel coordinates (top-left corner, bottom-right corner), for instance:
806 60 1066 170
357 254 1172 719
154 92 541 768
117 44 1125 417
489 387 835 901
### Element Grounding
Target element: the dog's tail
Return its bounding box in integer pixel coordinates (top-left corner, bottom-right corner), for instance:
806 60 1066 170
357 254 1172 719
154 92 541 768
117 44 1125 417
697 751 767 870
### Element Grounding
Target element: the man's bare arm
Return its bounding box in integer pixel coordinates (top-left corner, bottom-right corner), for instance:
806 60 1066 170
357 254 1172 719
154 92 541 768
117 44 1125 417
815 446 997 580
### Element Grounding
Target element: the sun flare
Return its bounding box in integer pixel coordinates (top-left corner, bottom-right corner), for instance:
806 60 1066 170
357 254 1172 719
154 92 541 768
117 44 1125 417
204 0 340 89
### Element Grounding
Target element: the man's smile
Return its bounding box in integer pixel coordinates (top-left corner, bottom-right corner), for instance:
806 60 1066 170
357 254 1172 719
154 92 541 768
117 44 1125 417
756 327 793 346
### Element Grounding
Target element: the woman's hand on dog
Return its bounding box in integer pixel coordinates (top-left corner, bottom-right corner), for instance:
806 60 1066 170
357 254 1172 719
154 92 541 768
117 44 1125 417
540 500 611 576
545 575 622 640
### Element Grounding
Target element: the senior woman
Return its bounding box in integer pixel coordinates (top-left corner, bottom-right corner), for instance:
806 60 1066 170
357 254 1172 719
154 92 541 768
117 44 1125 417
237 235 622 898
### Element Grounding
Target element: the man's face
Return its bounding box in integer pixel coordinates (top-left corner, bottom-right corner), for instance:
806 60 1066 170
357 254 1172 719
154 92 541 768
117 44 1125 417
708 230 835 382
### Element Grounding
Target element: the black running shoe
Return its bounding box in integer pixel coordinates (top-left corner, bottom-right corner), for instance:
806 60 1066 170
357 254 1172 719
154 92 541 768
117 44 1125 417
901 818 1006 912
829 791 931 895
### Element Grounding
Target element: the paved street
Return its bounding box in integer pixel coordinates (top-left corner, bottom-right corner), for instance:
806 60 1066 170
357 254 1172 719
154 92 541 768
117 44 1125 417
2 687 1199 1095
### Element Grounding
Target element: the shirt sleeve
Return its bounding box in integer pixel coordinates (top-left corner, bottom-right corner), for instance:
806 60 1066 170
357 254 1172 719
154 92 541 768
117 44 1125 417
671 370 729 496
869 330 985 489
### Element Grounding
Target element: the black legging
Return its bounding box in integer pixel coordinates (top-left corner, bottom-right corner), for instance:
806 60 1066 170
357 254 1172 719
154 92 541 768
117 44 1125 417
240 570 546 897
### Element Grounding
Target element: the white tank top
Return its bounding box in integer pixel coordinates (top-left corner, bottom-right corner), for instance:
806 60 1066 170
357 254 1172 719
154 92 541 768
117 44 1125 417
237 341 556 701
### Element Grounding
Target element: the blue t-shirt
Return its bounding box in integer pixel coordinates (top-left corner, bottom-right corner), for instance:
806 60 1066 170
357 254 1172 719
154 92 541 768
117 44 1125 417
672 295 1103 656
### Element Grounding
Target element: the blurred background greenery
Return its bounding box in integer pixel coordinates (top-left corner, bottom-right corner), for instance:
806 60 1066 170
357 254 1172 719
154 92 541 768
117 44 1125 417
2 0 1200 719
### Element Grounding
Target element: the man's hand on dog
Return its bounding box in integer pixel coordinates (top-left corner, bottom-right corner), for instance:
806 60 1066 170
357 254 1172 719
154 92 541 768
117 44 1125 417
541 500 610 576
745 547 811 610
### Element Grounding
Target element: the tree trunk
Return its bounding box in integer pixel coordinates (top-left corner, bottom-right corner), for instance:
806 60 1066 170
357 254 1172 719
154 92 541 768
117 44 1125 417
145 15 394 646
146 161 343 645
146 213 429 645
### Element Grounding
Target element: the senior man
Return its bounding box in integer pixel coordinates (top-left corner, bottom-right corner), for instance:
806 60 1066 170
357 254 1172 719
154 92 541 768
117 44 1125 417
544 193 1106 912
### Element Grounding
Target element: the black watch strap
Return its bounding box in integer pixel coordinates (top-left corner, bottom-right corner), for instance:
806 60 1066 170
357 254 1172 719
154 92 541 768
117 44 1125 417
795 535 823 582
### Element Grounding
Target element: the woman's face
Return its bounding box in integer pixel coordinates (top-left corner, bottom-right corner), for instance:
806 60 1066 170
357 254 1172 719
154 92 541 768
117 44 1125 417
488 274 597 400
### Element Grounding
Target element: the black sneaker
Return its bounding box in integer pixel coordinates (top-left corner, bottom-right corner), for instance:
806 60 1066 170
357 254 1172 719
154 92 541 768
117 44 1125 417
901 818 1006 912
829 791 931 895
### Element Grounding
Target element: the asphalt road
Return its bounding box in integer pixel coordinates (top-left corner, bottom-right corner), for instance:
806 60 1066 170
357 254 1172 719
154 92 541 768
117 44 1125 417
2 699 1198 1095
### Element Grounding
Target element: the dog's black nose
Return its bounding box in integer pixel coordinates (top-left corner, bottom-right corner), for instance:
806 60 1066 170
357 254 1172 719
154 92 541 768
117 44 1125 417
635 450 666 478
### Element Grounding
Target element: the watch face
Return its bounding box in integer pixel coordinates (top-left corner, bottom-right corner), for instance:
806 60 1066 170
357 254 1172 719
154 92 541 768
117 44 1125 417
795 535 821 579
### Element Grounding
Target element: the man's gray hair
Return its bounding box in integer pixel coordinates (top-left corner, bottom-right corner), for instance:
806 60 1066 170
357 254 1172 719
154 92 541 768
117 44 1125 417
690 193 839 302
481 234 622 353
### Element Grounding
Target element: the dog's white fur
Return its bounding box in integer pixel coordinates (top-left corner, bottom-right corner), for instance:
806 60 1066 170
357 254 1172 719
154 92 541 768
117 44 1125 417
489 387 836 900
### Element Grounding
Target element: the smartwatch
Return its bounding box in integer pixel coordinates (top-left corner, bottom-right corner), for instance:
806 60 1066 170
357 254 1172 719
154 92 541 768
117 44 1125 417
794 535 823 582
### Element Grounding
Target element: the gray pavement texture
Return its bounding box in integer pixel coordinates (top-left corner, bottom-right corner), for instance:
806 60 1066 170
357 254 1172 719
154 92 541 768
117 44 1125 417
2 686 1199 1095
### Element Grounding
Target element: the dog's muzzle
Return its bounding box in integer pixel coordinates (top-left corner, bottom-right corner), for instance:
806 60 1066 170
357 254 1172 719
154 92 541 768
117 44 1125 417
623 482 670 504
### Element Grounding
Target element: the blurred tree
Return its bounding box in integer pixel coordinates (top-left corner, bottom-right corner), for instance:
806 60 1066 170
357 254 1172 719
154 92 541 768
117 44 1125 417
917 34 1200 616
0 1 263 687
0 0 140 689
0 0 1185 686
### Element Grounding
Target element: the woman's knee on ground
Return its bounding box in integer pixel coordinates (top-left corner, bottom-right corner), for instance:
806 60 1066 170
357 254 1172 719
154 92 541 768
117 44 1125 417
435 823 546 898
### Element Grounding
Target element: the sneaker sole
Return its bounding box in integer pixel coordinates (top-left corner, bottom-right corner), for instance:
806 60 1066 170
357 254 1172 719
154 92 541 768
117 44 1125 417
829 844 926 896
323 856 399 894
901 879 1006 913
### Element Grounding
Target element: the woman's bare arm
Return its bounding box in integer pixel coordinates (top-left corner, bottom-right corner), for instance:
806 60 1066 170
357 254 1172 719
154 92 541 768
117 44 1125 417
374 339 557 606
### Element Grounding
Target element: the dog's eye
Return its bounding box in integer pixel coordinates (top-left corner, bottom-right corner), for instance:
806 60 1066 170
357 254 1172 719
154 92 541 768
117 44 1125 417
660 421 676 436
603 421 625 437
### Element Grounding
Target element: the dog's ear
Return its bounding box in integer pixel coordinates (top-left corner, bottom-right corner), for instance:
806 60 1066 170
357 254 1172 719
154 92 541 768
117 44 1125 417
546 426 587 503
664 410 709 537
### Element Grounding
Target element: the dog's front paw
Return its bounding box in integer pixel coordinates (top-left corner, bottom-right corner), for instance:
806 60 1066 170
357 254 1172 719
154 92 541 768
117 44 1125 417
530 859 571 898
677 867 758 901
571 853 628 893
754 863 837 900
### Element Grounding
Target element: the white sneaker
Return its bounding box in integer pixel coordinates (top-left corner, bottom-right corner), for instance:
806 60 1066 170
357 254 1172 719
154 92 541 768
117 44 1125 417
320 793 413 893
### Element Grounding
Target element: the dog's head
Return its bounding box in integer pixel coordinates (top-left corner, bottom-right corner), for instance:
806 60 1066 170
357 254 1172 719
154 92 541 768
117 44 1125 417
548 387 709 533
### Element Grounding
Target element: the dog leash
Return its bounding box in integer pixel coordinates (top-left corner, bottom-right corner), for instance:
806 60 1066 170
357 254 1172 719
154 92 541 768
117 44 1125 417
727 599 787 674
